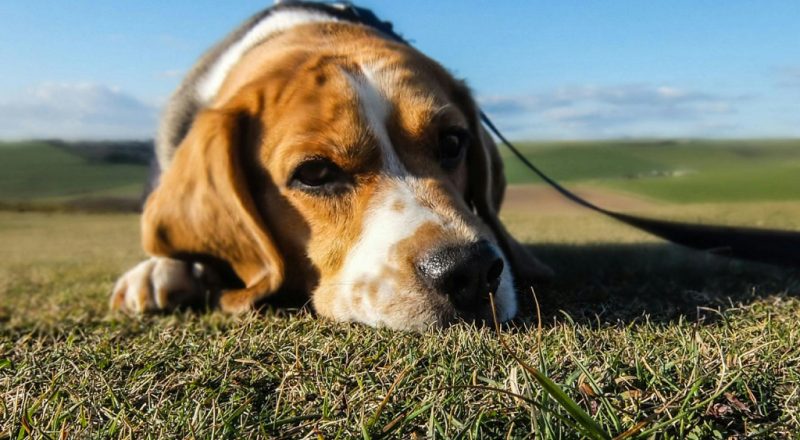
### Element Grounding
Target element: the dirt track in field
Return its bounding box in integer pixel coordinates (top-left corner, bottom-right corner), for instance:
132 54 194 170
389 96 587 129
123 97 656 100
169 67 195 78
500 184 658 214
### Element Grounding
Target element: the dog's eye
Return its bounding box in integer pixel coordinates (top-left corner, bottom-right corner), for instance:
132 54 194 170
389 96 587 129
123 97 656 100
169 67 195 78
439 128 470 170
289 158 351 194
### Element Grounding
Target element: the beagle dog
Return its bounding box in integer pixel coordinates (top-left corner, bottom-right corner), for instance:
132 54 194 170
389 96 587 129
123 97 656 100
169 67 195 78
110 2 550 330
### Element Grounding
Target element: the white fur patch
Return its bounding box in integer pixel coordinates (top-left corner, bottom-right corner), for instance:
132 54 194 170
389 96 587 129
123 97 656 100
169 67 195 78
196 9 340 103
495 253 517 321
335 182 444 326
333 180 518 327
344 67 405 174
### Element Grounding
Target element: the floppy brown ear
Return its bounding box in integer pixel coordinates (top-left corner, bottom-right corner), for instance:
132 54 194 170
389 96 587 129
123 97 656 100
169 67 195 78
465 111 554 285
141 109 284 313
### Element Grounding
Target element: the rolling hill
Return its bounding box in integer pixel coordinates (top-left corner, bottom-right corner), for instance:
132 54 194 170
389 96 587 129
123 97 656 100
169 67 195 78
0 140 150 210
501 139 800 203
0 138 798 211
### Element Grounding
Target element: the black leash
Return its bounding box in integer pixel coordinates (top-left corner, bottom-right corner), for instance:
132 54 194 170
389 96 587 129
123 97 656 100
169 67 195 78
481 112 800 268
289 1 800 269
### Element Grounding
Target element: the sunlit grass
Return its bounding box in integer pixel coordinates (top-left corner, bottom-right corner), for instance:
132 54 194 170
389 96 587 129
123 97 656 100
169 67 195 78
1 207 799 438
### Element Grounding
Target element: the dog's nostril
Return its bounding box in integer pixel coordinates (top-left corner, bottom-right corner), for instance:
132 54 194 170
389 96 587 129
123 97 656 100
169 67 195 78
451 274 469 291
486 258 504 285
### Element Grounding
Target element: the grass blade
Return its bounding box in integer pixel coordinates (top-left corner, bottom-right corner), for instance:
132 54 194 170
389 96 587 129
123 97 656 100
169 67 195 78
490 294 611 440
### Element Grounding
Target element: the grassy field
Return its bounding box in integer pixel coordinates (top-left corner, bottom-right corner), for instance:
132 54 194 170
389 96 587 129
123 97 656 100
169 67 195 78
502 139 800 203
1 139 798 210
2 202 799 438
0 141 148 208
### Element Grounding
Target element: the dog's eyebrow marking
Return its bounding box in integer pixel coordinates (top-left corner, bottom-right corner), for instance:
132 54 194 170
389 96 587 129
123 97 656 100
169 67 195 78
197 9 340 104
344 66 406 175
431 103 455 119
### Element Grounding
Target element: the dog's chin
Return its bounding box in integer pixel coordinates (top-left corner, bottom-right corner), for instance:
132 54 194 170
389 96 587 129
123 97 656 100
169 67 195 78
399 295 518 332
353 285 518 332
446 257 520 328
468 281 520 327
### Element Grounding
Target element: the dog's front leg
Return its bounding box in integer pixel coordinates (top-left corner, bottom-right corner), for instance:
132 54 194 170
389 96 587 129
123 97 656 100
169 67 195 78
110 257 218 313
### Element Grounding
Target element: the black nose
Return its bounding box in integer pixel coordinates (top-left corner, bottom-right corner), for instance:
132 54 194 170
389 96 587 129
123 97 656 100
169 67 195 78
416 240 505 311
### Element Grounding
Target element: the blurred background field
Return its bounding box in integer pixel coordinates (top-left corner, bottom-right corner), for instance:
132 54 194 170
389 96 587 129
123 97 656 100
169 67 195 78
0 140 150 211
2 138 798 212
502 139 800 203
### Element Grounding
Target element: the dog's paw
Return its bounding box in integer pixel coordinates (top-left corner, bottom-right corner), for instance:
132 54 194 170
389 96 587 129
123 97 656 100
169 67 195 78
110 257 214 313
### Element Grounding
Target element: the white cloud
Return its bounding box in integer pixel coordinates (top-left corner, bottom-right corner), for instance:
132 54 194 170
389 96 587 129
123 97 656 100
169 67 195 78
776 66 800 88
158 69 183 79
478 84 743 139
0 82 158 140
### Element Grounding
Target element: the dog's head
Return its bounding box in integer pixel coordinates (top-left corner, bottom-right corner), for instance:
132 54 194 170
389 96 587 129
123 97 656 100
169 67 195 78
142 23 548 330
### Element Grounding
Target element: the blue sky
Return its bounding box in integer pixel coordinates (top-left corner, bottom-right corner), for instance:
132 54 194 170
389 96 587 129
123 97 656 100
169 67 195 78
1 1 798 140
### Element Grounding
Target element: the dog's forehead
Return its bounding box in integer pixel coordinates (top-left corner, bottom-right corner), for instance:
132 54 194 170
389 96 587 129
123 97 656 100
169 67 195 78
216 28 458 110
215 28 469 167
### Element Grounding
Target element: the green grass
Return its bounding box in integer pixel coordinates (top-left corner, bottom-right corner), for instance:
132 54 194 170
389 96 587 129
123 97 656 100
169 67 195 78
604 164 800 203
0 141 148 202
2 206 799 438
502 139 800 203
